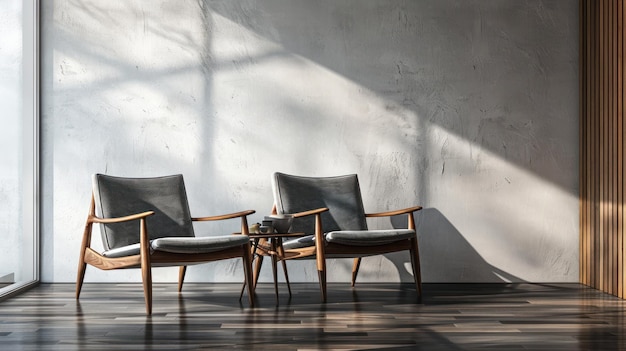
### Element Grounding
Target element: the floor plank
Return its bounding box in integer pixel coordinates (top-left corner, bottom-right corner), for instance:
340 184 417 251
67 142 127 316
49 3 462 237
0 283 625 350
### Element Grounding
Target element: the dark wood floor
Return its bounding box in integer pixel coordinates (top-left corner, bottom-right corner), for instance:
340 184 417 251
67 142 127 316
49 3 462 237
0 282 625 350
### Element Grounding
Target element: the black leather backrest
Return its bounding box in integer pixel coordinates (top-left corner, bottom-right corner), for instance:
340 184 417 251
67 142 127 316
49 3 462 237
92 174 195 250
272 172 368 234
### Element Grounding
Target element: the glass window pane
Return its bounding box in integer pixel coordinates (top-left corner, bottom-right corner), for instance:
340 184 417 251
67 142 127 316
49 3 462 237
0 0 39 295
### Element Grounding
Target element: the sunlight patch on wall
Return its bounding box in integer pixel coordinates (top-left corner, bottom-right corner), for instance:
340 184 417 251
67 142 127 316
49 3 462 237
207 12 421 183
423 123 578 281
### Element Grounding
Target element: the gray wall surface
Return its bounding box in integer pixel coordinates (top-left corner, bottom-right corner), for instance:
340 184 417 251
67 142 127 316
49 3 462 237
41 0 579 284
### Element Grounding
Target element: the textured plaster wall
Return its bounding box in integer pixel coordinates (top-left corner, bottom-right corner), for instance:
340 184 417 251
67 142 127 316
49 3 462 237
41 0 579 283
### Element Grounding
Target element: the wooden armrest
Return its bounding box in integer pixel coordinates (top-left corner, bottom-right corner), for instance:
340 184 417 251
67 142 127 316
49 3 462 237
288 207 329 218
90 211 155 224
365 206 423 218
192 209 256 222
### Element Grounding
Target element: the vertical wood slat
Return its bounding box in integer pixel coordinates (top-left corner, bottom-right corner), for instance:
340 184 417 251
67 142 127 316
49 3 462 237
589 0 595 289
592 0 597 289
599 0 604 292
599 0 605 293
580 0 626 299
592 0 596 289
599 0 610 291
615 1 624 297
578 1 589 284
611 0 616 295
612 0 616 295
581 1 596 286
616 1 626 297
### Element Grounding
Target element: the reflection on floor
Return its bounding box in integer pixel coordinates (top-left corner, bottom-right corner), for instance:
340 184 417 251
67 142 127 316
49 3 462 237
0 282 624 350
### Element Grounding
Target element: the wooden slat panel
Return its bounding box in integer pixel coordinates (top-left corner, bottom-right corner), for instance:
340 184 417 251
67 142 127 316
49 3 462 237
580 0 626 299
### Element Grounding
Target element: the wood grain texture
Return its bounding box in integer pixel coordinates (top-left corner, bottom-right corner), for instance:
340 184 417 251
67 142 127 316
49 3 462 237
580 0 626 299
1 283 626 350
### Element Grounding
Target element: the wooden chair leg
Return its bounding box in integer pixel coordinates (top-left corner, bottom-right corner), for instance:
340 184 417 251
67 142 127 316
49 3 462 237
351 258 361 287
253 254 264 288
270 239 279 301
277 239 292 296
281 259 291 296
314 213 327 302
316 255 327 303
76 202 94 300
178 266 187 292
139 219 153 315
242 244 255 307
141 260 153 315
75 259 87 299
76 234 89 300
317 269 327 303
241 238 261 300
410 238 422 302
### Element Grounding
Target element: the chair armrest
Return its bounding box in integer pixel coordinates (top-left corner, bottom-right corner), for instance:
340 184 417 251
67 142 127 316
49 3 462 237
287 207 329 218
365 206 423 218
192 209 256 222
90 211 155 224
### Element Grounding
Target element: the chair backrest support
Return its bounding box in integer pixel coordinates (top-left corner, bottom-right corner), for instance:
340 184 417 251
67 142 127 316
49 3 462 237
92 174 195 250
272 172 368 234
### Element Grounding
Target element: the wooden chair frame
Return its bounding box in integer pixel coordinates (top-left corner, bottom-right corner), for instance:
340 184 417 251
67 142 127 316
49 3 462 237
254 205 423 302
76 194 256 315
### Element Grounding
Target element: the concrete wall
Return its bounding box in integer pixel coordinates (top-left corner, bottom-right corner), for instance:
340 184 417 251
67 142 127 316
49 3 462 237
41 0 579 284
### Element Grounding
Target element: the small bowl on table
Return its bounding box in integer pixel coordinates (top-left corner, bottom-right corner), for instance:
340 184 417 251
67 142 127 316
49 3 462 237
264 214 294 234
